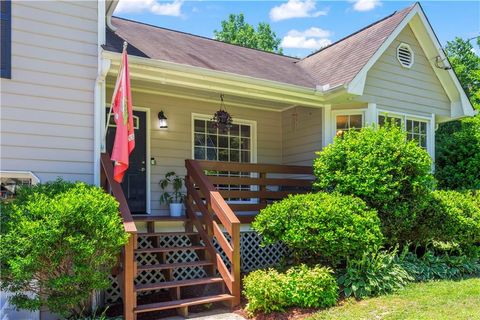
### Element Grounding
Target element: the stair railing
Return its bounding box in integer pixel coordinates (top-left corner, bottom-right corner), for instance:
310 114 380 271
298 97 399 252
100 153 137 320
185 159 241 306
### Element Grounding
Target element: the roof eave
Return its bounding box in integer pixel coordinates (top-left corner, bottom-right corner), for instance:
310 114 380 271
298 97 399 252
102 50 347 108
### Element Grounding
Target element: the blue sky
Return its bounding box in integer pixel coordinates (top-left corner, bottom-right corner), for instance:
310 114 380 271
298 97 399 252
114 0 480 57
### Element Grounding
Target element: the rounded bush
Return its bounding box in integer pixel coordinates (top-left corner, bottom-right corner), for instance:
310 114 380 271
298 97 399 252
243 268 289 314
435 115 480 190
252 192 383 265
0 180 128 317
412 190 480 247
285 265 338 308
243 265 338 314
313 125 435 244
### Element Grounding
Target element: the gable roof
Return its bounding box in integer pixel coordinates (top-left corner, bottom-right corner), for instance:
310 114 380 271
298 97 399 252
104 5 414 91
296 4 415 89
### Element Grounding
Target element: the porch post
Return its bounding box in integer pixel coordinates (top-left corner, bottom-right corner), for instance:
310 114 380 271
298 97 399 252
365 103 377 127
322 104 332 147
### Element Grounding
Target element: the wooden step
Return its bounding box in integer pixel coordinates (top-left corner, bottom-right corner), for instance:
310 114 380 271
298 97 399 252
134 294 234 313
137 231 198 237
132 215 189 222
135 277 224 292
135 245 205 254
137 260 213 271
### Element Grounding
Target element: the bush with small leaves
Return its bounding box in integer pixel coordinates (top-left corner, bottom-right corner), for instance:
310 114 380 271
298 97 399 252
313 125 435 245
285 265 338 309
243 268 289 314
253 192 383 266
0 180 128 317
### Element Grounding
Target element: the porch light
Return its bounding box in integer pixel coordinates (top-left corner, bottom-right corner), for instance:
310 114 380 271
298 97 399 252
158 111 168 129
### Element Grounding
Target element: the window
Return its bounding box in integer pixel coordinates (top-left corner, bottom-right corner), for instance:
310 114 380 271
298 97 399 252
1 171 39 201
193 115 255 202
1 0 11 79
333 112 364 137
378 112 429 150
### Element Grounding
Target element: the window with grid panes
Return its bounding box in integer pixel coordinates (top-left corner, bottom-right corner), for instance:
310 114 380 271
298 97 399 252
193 118 253 201
335 114 363 136
378 114 428 150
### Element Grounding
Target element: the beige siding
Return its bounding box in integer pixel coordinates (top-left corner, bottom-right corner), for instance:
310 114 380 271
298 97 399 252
0 1 98 183
281 107 322 166
361 25 451 117
106 89 283 215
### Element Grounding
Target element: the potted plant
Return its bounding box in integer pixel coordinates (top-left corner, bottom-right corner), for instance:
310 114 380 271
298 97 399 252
159 171 185 217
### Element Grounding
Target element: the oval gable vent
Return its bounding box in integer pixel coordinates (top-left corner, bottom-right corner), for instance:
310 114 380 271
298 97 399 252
397 43 414 68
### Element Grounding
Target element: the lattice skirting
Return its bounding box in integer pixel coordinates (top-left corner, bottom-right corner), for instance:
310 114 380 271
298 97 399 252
104 231 289 305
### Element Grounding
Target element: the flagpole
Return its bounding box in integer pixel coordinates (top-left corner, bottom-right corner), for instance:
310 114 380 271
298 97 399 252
104 41 128 143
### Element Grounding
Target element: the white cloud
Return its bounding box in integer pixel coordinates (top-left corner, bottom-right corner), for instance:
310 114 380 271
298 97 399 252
351 0 382 12
270 0 328 22
115 0 184 16
281 27 332 49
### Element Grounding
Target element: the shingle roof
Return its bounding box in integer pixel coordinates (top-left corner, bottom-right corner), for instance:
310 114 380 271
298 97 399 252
296 4 415 88
104 4 415 89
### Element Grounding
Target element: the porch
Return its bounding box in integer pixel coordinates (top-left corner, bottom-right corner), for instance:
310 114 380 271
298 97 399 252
100 153 314 318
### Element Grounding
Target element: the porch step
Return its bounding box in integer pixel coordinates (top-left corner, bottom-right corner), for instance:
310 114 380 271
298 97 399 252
137 231 198 237
135 245 205 254
134 294 235 313
132 215 189 222
137 260 213 271
135 277 224 292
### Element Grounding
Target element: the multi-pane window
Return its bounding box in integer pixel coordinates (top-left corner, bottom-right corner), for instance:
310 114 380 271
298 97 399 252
335 114 363 136
378 113 429 150
194 119 251 163
406 119 428 149
193 117 253 202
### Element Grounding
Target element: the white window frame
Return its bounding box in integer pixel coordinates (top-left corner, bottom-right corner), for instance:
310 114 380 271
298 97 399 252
191 113 257 163
331 109 366 139
377 110 434 158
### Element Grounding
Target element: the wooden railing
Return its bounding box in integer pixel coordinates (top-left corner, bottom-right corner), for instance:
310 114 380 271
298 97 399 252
185 159 314 305
100 153 137 320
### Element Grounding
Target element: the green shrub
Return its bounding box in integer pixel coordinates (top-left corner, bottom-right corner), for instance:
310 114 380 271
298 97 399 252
0 180 128 317
252 192 383 266
337 249 413 299
243 265 339 314
435 115 480 190
412 190 480 247
243 268 289 314
398 249 480 282
285 265 338 308
313 125 435 244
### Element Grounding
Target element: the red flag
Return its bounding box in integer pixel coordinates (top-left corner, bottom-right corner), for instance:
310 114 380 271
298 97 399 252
111 45 135 183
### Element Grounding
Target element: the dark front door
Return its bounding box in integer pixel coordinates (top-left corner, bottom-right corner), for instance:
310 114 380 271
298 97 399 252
106 109 147 214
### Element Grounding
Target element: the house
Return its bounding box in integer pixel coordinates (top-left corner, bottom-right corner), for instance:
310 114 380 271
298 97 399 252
0 1 475 319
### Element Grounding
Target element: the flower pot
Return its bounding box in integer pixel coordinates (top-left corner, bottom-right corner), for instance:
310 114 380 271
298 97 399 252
169 203 183 217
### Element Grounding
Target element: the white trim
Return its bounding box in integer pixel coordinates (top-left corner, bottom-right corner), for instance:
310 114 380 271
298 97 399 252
322 104 332 147
396 43 414 68
377 109 434 159
104 106 151 214
331 109 366 140
190 113 258 163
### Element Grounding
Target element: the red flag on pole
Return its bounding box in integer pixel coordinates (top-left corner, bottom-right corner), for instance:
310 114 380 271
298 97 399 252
110 43 135 183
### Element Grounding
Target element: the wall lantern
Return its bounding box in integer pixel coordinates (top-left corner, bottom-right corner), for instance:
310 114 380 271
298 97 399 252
158 111 168 129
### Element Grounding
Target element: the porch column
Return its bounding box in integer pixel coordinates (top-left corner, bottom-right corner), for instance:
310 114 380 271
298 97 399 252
322 104 332 148
365 103 377 127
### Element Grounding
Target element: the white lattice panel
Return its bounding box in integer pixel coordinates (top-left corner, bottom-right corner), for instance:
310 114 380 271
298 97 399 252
105 231 288 304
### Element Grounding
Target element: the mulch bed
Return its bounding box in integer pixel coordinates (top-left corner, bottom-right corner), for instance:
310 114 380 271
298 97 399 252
232 297 319 320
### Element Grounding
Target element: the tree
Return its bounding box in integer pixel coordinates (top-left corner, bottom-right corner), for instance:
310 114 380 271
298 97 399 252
435 37 480 190
214 13 283 54
444 37 480 110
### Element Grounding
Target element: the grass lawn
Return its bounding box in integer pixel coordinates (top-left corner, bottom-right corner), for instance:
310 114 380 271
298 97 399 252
308 278 480 320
